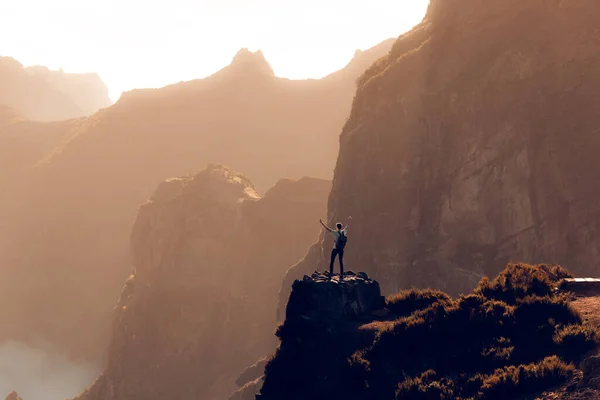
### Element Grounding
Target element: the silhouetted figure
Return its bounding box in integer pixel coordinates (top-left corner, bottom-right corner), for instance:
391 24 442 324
319 216 352 280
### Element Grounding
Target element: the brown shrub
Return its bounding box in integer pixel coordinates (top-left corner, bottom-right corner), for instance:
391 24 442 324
475 263 572 304
395 370 456 400
477 356 574 399
554 324 600 361
386 289 452 316
358 264 594 399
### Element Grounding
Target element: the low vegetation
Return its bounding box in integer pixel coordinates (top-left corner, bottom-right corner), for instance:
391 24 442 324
351 263 598 399
386 288 452 317
260 263 599 400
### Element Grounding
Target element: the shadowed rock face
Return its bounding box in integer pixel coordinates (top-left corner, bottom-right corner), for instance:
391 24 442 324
280 0 600 311
0 41 392 362
75 166 330 400
259 272 385 400
232 272 384 400
0 57 111 121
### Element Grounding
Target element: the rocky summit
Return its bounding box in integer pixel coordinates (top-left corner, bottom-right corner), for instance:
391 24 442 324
256 272 387 400
234 272 385 400
286 272 385 323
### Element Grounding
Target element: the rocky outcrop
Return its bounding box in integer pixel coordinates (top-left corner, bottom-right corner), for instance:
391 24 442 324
75 166 330 400
280 0 600 310
230 378 263 400
234 358 268 389
234 272 385 399
259 272 385 400
230 359 268 400
286 272 385 323
0 41 392 363
0 57 111 121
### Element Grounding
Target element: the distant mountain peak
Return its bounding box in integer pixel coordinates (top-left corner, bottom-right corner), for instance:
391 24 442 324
0 56 25 72
5 392 22 400
229 48 274 77
0 56 111 119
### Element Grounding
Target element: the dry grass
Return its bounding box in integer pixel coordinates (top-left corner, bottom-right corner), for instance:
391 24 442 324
348 263 598 399
387 289 452 317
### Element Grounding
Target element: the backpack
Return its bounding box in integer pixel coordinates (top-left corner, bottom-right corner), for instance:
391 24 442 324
336 231 348 250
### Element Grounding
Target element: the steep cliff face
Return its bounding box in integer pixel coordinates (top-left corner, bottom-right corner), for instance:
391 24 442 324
0 110 77 283
0 57 111 121
0 42 391 362
282 0 600 305
75 166 330 400
0 114 102 361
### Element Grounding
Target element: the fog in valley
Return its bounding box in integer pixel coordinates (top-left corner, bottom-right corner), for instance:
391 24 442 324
0 342 99 399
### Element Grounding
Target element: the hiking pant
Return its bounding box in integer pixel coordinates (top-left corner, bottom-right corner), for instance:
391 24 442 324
330 248 344 276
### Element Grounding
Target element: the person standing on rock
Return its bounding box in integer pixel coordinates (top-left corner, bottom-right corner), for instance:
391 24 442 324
319 216 352 280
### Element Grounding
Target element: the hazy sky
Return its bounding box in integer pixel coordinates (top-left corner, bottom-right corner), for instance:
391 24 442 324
0 0 429 100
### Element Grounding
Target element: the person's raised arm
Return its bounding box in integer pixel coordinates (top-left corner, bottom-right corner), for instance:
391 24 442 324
345 216 352 232
319 218 334 232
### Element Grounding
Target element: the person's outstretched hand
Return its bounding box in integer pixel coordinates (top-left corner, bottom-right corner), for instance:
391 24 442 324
348 216 353 220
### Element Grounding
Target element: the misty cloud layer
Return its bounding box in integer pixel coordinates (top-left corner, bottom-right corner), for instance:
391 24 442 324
0 341 100 400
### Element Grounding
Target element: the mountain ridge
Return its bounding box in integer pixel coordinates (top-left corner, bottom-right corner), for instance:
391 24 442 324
0 56 111 121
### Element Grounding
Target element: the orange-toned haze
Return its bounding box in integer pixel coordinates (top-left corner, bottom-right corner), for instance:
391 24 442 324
0 1 429 399
0 0 429 100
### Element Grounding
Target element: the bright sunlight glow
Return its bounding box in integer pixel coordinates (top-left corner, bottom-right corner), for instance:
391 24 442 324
0 0 430 101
